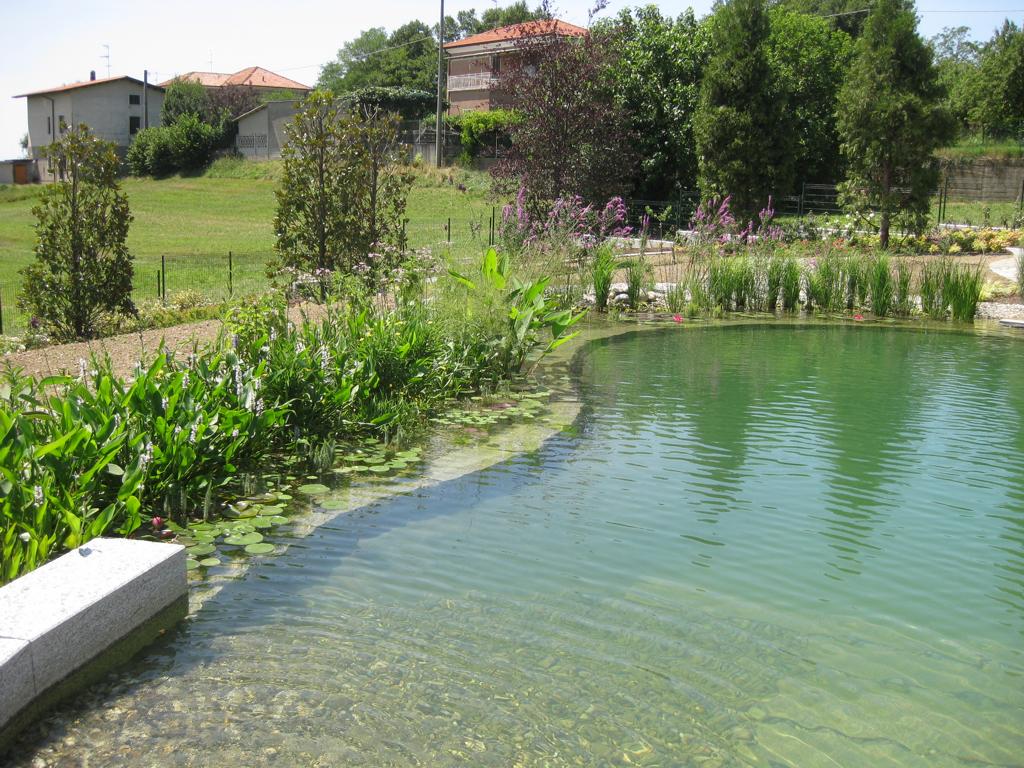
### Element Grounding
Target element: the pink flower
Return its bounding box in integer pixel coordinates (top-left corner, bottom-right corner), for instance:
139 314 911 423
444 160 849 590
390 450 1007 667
673 314 683 324
151 516 164 529
854 314 864 321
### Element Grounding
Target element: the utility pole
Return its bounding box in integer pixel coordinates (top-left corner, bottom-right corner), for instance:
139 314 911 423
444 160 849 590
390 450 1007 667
435 0 445 167
143 70 149 129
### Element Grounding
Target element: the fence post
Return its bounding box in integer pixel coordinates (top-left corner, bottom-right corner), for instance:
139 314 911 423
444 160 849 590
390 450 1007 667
228 251 234 298
446 217 451 244
1018 177 1024 217
0 291 4 337
401 220 407 254
160 254 167 302
798 182 805 218
156 270 161 299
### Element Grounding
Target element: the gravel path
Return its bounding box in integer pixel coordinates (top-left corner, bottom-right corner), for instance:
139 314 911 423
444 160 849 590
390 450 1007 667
1 305 323 380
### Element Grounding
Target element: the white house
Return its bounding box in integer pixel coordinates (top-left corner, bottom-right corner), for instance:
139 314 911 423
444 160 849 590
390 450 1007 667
234 100 301 160
14 73 165 176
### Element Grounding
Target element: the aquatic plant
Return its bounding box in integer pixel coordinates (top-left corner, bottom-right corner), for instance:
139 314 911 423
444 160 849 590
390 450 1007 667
780 256 801 311
867 255 894 317
894 259 914 316
625 257 652 309
589 243 616 312
946 262 983 322
919 258 951 319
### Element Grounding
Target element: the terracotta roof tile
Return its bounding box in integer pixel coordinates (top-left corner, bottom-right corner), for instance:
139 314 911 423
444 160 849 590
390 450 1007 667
158 67 310 90
14 75 163 98
444 19 587 50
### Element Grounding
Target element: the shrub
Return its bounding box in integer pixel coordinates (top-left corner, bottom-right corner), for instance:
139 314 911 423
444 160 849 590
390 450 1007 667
168 114 218 171
1017 249 1024 296
448 109 520 161
947 263 983 321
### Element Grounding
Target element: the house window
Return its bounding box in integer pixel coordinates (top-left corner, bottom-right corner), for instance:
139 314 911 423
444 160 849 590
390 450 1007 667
58 116 66 134
491 55 501 74
129 116 141 135
129 94 141 105
47 116 51 135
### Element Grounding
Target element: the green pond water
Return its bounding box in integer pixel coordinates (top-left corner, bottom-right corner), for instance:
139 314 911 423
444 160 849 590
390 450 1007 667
15 325 1024 767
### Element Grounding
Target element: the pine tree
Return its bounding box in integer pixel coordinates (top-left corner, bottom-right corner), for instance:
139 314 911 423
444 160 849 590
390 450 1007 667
694 0 794 221
836 0 954 248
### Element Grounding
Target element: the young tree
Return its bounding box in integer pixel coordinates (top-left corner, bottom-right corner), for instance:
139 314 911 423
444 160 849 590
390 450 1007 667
930 26 982 136
318 22 437 94
494 24 637 208
19 126 134 340
694 0 794 220
161 79 210 125
274 92 412 293
836 0 954 247
599 7 711 199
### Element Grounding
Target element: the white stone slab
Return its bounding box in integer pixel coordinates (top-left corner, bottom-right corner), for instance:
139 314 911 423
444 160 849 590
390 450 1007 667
0 638 34 731
0 538 186 734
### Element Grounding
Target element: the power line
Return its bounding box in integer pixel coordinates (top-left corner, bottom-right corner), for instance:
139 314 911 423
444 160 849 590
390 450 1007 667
276 34 436 73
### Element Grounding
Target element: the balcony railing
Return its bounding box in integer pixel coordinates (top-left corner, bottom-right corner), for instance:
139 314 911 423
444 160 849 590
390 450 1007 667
447 74 498 92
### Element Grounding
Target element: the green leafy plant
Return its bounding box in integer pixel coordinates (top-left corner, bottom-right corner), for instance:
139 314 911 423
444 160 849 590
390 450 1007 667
868 255 895 316
625 257 652 309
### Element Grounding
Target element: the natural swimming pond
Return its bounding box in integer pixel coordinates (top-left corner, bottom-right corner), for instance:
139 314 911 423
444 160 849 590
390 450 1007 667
14 324 1024 766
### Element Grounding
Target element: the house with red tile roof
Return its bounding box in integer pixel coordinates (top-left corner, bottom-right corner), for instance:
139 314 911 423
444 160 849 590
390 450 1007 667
159 67 311 95
443 19 587 115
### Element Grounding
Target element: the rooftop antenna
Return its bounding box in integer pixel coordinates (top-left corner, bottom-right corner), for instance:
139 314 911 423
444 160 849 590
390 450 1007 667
208 51 214 71
101 44 111 78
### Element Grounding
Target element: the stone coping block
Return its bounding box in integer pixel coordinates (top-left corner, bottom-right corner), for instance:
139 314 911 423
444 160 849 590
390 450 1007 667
0 538 186 738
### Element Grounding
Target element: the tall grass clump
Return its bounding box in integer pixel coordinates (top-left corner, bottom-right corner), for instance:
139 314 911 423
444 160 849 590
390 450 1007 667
867 255 894 317
919 258 951 318
1016 249 1024 297
946 263 983 321
805 252 846 312
589 243 616 312
766 255 784 311
894 259 914 316
625 256 652 309
781 257 801 311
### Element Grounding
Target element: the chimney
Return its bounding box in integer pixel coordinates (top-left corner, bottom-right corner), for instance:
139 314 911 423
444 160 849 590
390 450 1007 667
90 70 96 81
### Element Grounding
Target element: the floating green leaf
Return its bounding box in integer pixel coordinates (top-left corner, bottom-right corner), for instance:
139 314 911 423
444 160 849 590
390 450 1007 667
198 557 220 567
188 543 216 556
224 532 263 546
297 483 330 495
245 543 275 555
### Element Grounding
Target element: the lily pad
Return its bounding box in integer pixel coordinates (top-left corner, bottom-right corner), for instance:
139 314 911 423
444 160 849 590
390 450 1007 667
297 483 330 495
188 543 216 557
198 557 221 567
369 465 391 473
250 517 274 529
224 532 264 546
186 558 200 571
265 515 289 525
244 542 275 555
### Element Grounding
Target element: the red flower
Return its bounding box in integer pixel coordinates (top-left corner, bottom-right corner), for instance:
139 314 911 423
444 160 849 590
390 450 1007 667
854 314 864 321
673 314 683 324
151 516 164 529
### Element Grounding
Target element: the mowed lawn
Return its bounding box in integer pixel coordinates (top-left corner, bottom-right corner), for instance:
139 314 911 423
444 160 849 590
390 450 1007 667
0 165 500 293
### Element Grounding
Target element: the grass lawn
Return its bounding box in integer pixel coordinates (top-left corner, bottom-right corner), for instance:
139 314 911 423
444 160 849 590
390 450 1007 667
0 162 501 333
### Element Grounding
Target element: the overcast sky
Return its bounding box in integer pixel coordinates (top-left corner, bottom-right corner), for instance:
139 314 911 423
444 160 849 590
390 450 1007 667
2 0 1021 159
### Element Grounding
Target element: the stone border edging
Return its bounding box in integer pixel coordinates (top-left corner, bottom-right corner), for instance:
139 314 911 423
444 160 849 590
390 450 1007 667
0 538 188 753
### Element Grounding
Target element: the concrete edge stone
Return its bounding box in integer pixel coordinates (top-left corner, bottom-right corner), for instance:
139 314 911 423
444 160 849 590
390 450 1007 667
0 539 187 752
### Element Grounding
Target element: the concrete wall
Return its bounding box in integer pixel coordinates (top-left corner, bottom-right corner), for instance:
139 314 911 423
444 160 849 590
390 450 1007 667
26 80 164 160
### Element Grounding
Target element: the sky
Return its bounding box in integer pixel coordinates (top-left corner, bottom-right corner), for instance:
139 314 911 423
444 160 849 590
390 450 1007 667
1 0 1021 159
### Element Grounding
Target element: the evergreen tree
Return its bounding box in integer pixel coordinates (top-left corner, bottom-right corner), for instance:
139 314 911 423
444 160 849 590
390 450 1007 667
19 126 135 340
694 0 794 220
836 0 954 247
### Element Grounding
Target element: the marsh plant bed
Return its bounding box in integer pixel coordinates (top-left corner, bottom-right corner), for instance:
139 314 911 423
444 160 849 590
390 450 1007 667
10 324 1024 767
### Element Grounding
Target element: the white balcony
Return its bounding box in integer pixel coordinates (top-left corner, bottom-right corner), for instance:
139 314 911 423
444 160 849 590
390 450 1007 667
447 74 498 92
